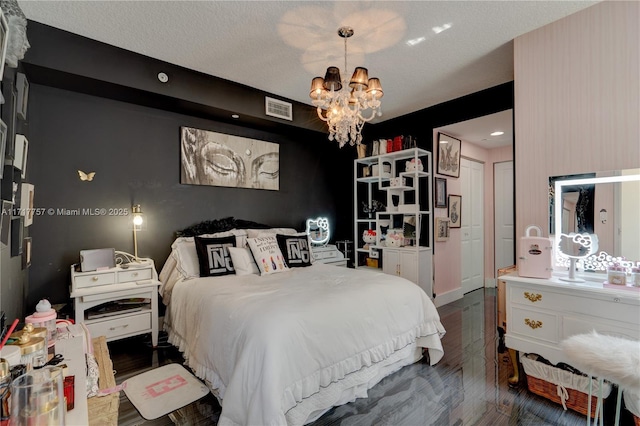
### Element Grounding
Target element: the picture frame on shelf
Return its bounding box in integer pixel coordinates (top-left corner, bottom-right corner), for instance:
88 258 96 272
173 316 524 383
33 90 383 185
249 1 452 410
435 217 450 242
448 194 462 228
0 9 8 82
437 133 461 178
10 216 23 257
435 177 447 208
16 73 29 120
22 237 32 269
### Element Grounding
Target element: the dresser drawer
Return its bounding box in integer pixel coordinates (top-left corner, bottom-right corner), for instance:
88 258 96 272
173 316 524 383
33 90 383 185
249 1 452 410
86 312 151 341
563 315 640 341
511 307 559 343
119 268 152 283
74 272 116 290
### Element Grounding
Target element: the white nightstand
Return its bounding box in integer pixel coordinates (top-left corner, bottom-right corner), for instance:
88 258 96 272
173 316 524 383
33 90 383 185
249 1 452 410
70 258 161 346
311 244 347 267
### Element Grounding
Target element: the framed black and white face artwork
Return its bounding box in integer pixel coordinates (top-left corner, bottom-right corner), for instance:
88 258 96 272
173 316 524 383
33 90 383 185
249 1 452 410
16 73 29 120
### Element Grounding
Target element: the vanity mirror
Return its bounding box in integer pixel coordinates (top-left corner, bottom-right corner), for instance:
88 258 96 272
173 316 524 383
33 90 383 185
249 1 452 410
551 170 640 277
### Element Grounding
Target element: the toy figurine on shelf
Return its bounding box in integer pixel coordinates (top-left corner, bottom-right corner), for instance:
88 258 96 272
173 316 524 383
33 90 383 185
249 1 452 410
362 200 385 219
362 230 376 250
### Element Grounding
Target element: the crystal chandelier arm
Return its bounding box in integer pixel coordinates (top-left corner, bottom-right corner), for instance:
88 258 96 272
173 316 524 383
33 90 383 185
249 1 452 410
316 106 330 122
357 108 379 122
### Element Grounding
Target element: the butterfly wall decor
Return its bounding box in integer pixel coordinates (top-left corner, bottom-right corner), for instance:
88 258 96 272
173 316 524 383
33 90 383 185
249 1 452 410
78 170 96 181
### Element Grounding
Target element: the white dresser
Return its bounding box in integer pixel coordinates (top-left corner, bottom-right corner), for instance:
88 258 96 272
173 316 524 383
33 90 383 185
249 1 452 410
70 259 160 346
502 272 640 382
311 244 347 267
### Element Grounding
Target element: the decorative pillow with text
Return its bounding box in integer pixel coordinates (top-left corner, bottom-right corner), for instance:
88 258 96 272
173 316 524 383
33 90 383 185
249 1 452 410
194 236 236 277
247 236 289 275
276 234 313 268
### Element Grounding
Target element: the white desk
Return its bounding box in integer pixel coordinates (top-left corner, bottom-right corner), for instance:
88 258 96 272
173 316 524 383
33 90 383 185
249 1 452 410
501 272 640 384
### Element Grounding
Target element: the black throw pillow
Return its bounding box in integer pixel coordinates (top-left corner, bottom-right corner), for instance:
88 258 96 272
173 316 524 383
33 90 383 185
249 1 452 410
276 234 313 268
194 235 236 277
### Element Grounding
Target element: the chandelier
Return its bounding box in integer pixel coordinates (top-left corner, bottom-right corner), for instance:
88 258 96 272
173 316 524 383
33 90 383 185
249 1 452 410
309 27 383 148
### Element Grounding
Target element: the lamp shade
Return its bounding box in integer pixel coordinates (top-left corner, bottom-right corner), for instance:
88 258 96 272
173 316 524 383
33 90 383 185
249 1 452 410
366 78 383 99
349 67 369 91
310 77 326 99
323 66 342 91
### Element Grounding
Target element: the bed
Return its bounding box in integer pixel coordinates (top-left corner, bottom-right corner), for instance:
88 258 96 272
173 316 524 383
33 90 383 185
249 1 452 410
159 218 446 426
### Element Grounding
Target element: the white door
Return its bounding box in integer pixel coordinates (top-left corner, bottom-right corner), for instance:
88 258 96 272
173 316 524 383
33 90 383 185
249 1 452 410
461 158 484 294
494 161 515 273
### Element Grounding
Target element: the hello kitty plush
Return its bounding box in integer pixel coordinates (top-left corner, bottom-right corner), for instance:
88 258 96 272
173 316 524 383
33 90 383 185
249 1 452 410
386 232 403 248
362 230 376 250
405 158 423 172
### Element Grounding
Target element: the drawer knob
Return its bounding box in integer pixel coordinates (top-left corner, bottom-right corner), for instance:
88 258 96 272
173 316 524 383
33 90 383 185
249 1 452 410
109 324 129 331
524 318 543 329
92 277 99 282
524 292 542 303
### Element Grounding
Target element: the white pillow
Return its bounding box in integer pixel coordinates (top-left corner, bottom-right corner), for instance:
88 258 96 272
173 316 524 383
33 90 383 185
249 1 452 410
171 229 248 278
228 247 259 276
247 236 289 275
245 228 298 238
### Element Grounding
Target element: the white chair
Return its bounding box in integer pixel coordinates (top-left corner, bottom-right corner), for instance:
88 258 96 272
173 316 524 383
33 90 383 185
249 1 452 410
561 331 640 426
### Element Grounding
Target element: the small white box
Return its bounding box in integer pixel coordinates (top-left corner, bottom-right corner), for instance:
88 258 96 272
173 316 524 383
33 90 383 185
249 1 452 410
397 204 418 213
390 177 406 187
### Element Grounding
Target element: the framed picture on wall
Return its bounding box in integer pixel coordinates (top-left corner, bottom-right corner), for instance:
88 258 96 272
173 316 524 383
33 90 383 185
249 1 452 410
437 133 461 178
0 119 6 178
14 134 28 178
0 9 8 81
22 237 32 269
435 217 450 242
11 216 23 257
16 73 29 120
0 200 10 245
448 194 462 228
435 177 447 208
21 183 34 227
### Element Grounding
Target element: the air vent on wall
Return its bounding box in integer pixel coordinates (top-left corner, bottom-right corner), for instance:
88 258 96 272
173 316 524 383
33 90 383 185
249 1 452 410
265 97 293 121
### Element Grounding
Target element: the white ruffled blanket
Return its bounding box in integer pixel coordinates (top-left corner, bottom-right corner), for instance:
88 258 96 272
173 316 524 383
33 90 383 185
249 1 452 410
164 263 445 426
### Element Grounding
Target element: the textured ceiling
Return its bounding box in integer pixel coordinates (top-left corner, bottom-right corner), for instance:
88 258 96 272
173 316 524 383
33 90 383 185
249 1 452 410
19 1 598 145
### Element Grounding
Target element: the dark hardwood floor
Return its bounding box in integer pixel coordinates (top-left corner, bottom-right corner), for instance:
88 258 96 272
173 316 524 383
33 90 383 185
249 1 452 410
108 289 627 425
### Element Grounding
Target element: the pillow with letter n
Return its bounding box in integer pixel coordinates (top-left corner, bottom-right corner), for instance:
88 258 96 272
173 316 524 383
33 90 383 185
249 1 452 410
194 236 236 277
247 236 289 275
276 234 313 268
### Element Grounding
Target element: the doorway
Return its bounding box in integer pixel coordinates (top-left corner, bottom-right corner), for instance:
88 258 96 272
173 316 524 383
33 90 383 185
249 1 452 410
494 161 515 273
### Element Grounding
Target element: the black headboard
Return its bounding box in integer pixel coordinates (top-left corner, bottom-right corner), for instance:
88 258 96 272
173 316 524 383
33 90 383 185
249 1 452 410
176 217 271 237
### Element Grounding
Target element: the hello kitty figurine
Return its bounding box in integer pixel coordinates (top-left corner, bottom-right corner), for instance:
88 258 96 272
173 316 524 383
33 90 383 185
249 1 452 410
386 232 403 247
362 230 376 250
405 158 423 172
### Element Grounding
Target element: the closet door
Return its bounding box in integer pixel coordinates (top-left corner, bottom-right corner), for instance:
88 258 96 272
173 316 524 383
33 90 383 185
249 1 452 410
461 158 484 294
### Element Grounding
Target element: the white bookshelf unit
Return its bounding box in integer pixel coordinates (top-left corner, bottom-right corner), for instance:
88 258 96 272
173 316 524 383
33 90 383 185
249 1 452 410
354 147 433 297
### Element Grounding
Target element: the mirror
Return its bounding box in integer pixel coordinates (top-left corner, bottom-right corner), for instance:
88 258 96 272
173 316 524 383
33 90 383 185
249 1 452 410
550 170 640 274
306 217 330 246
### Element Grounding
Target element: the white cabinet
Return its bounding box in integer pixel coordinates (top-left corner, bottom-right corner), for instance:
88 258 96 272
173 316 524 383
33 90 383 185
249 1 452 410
70 259 161 346
502 272 640 366
354 147 433 297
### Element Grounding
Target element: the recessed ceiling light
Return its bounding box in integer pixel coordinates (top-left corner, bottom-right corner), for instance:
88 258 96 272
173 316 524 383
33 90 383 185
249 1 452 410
406 36 426 46
490 131 504 136
432 23 452 34
231 114 240 119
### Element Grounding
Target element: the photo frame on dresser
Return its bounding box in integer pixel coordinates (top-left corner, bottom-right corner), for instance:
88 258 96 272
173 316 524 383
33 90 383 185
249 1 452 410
16 73 28 120
0 9 8 81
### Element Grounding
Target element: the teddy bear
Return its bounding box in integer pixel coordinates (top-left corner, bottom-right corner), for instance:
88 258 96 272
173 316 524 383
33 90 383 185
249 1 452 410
405 158 424 172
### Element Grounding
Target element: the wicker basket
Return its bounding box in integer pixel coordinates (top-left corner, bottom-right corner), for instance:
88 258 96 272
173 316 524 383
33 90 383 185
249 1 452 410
522 354 611 418
87 336 119 426
634 414 640 426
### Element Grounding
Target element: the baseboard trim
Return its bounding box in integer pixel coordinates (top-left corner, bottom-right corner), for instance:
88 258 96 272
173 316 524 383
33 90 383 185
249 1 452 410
433 288 464 307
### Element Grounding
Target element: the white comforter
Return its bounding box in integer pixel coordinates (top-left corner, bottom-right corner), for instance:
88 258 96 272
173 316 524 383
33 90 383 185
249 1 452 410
164 263 445 426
